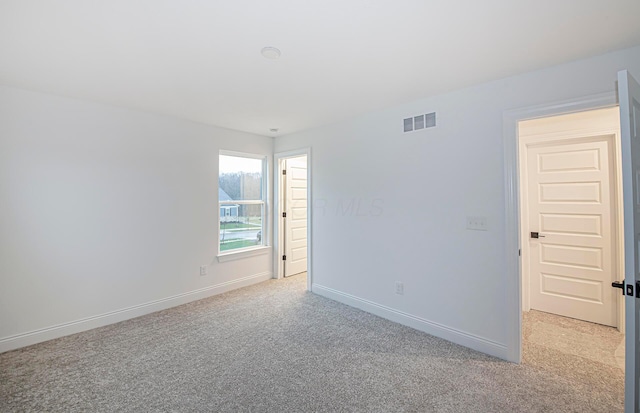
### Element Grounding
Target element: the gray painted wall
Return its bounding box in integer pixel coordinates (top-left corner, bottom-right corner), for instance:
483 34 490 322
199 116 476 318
275 45 640 359
0 86 274 351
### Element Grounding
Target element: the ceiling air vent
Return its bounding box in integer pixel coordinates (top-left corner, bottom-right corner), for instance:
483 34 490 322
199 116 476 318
404 112 436 133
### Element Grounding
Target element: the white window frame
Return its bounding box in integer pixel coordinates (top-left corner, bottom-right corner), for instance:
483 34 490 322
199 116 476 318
217 150 269 261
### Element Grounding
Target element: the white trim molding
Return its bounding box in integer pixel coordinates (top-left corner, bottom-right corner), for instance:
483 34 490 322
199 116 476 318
312 283 508 360
0 272 272 353
217 246 271 262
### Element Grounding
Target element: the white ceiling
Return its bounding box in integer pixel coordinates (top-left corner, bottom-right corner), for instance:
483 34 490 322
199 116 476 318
1 1 640 137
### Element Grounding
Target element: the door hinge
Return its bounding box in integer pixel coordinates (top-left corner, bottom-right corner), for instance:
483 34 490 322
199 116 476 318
518 249 521 257
282 212 286 218
282 255 286 261
282 169 286 175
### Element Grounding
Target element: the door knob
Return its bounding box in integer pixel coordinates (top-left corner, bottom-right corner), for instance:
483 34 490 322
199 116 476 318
531 232 545 239
612 280 625 296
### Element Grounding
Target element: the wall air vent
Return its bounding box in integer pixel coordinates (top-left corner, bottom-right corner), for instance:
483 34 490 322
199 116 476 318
403 112 436 133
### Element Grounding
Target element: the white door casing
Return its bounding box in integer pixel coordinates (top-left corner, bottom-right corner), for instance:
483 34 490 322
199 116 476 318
284 156 308 277
519 107 621 327
619 69 640 413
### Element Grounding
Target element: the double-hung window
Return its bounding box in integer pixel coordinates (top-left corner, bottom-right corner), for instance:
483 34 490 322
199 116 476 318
219 152 266 253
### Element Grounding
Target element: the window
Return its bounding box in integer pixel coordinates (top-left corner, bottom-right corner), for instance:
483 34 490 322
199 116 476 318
219 152 266 253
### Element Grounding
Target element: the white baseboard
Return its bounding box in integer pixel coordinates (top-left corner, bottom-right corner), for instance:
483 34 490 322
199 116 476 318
312 283 509 361
0 272 272 353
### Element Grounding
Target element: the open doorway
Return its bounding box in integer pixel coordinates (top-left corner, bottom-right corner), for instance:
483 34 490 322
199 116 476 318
518 107 624 328
517 107 625 401
274 149 311 290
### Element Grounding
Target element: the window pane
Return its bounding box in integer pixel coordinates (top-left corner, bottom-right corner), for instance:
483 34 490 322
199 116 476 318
220 203 263 252
219 153 265 253
219 155 263 201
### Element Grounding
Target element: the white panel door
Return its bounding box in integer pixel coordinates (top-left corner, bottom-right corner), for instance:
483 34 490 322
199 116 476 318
528 138 617 326
284 156 307 277
619 69 640 413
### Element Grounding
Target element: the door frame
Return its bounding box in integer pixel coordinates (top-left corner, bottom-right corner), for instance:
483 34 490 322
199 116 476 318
273 148 312 291
503 91 619 363
518 110 623 329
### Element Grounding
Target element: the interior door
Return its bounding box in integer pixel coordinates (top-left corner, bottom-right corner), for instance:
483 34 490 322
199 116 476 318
528 137 617 326
619 69 640 413
284 156 308 277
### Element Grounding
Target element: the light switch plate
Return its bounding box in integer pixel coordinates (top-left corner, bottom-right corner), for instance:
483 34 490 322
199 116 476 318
466 216 488 231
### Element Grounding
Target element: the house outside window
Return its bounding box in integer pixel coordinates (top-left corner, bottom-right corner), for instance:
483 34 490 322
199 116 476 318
219 152 266 253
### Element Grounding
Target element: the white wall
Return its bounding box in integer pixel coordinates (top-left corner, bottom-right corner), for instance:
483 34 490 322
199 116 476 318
275 45 640 360
0 86 274 352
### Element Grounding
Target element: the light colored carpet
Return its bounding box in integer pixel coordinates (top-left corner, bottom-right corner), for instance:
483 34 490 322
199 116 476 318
0 274 625 412
522 309 625 402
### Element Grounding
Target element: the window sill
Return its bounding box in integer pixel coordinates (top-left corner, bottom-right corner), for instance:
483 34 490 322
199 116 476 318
217 246 271 263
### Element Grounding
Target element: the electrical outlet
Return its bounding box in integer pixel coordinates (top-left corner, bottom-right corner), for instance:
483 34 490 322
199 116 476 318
200 265 207 276
395 281 404 295
466 216 488 231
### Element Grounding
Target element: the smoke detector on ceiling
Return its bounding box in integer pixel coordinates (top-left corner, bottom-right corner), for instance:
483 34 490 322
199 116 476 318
261 47 281 60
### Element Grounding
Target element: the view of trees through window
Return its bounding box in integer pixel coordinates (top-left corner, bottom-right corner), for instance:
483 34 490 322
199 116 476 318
219 171 262 201
219 154 265 252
